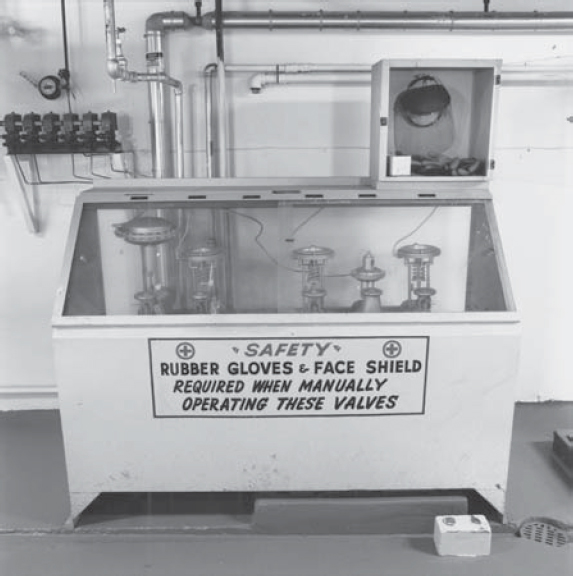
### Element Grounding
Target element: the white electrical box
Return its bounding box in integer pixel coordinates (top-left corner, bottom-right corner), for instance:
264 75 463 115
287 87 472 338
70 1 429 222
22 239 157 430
434 514 492 556
53 177 519 526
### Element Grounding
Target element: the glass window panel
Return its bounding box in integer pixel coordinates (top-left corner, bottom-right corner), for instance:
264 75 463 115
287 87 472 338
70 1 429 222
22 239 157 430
63 200 508 316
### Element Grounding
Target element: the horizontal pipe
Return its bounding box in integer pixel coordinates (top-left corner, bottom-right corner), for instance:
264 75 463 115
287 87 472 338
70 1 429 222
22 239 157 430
250 71 370 93
227 64 371 73
200 11 573 32
224 62 573 92
135 72 183 91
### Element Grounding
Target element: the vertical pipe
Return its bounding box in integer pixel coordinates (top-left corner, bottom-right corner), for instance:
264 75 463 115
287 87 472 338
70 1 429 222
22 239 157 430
216 62 229 177
174 87 184 178
204 65 216 177
140 245 150 293
144 32 172 294
214 0 228 177
145 31 173 178
174 86 185 310
103 0 118 62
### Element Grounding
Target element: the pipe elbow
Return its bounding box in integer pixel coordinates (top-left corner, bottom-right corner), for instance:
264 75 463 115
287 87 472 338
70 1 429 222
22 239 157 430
106 59 123 80
249 74 264 94
146 11 195 33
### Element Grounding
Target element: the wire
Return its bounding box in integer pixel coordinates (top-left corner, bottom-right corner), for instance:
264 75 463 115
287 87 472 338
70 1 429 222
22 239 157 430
13 154 90 185
392 206 439 256
287 207 324 240
287 207 350 277
88 155 111 179
227 209 300 272
175 213 192 256
70 150 92 181
227 209 351 278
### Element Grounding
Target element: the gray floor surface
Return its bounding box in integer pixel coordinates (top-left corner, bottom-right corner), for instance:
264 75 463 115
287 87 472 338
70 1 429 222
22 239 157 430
0 402 571 575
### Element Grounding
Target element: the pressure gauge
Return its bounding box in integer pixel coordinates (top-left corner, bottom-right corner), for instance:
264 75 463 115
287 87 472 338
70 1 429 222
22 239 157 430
38 75 62 100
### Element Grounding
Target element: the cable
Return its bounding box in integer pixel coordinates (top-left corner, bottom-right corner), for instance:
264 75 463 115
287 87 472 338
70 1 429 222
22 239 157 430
392 206 439 256
227 209 300 272
13 154 90 185
227 209 351 279
175 213 192 256
88 155 111 179
286 207 324 241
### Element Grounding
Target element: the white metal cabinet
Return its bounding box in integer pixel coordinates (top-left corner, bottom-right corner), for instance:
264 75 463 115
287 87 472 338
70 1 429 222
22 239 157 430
53 179 519 525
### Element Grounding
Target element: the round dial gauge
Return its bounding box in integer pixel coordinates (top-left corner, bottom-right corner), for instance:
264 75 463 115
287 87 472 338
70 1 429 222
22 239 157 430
38 75 62 100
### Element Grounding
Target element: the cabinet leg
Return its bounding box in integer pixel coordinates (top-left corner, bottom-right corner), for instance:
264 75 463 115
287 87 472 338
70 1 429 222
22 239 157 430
65 492 100 529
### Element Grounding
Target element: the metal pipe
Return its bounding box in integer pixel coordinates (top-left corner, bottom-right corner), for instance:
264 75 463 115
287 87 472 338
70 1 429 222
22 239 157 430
145 30 172 178
226 64 371 73
203 64 228 178
103 2 191 178
250 71 370 93
103 0 123 79
143 12 193 179
103 0 117 59
248 67 573 92
204 64 217 177
142 14 193 179
136 72 185 177
214 0 225 60
214 0 229 177
216 61 229 177
146 11 194 32
174 87 184 179
200 11 573 32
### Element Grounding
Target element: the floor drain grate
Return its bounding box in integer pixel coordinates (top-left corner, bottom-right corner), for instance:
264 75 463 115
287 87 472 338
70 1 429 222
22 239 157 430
518 517 571 547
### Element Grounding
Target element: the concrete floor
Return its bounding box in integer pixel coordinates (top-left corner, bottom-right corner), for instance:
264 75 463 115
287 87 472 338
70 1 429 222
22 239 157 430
0 403 571 575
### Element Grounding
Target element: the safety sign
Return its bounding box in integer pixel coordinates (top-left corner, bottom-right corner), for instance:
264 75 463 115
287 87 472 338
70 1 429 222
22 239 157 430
149 336 429 418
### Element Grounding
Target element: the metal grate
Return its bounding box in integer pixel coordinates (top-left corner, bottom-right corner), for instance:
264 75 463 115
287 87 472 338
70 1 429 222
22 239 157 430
518 518 571 548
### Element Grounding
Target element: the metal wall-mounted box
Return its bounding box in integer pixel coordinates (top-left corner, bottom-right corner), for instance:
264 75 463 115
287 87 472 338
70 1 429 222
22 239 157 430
370 59 501 182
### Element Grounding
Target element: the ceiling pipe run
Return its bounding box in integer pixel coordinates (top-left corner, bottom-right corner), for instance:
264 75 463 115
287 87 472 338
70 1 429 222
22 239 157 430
199 11 573 32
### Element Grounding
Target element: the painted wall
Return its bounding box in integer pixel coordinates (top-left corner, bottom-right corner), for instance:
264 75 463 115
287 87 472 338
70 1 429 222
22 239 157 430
1 0 572 408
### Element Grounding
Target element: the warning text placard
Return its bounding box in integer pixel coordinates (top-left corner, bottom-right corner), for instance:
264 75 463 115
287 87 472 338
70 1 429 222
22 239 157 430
149 336 429 418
